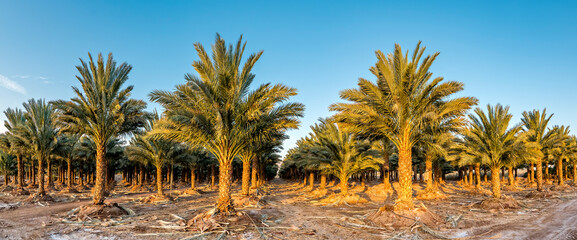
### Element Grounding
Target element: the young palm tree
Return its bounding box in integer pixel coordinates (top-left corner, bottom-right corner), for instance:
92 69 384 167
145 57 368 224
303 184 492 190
15 99 58 196
330 42 477 210
457 104 524 198
521 109 557 191
2 108 29 192
52 134 80 192
126 116 185 197
310 120 381 196
238 87 303 195
53 53 148 205
0 151 16 186
149 34 302 213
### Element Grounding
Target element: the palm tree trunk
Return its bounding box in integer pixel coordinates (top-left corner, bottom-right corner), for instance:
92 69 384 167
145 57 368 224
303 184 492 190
93 144 107 205
47 158 53 189
395 143 414 210
190 167 196 190
475 163 481 189
491 166 501 198
251 159 258 189
468 166 474 185
156 164 163 196
67 158 72 189
216 160 234 213
508 166 515 187
573 164 577 183
210 165 216 189
340 173 348 195
320 174 327 190
424 155 433 190
241 158 251 195
37 153 46 196
382 153 391 190
16 154 24 190
536 159 544 191
557 158 564 185
309 172 314 189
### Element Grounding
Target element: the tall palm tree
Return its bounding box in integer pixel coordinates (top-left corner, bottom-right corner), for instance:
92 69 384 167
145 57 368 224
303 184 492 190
16 99 58 196
2 108 29 192
457 104 524 198
53 53 148 205
149 34 302 213
330 42 477 210
521 109 557 191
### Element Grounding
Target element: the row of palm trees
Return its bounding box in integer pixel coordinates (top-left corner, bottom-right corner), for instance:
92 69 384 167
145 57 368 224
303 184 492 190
280 42 577 213
0 34 303 215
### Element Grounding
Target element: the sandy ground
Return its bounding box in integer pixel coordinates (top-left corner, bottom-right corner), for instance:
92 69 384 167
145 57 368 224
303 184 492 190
1 178 577 240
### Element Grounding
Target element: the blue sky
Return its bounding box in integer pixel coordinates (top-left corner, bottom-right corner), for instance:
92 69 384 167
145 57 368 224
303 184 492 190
1 1 576 156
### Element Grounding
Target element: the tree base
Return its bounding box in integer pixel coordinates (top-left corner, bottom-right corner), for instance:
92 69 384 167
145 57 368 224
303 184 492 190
129 185 151 193
308 188 329 198
25 193 54 203
367 204 442 229
70 203 133 221
468 187 492 196
416 187 447 200
181 188 202 196
525 190 555 198
187 208 254 232
141 194 174 203
478 195 520 210
59 188 79 194
502 185 518 191
0 185 15 192
318 193 368 206
11 188 30 196
365 183 394 200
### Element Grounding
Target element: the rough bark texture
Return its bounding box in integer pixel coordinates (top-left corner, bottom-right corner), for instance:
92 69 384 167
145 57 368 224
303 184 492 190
251 159 258 189
66 158 73 188
340 173 348 196
475 163 481 189
536 159 544 191
382 154 391 190
424 156 433 190
190 167 196 190
320 174 327 189
47 158 53 189
16 155 24 190
241 159 251 195
395 145 414 210
309 172 314 189
557 158 564 185
216 161 234 213
210 165 216 189
573 165 577 183
156 165 163 196
93 144 107 205
491 167 501 199
37 154 45 196
508 166 515 187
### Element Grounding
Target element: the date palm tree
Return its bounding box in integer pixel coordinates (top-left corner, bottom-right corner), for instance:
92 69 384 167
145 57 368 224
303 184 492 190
149 34 302 213
16 99 58 196
457 104 524 198
1 108 29 192
53 53 148 205
548 125 571 185
239 102 303 195
52 134 80 192
330 42 477 210
521 109 557 191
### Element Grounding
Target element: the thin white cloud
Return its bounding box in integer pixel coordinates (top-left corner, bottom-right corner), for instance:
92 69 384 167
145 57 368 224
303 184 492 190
37 76 47 80
0 74 27 95
12 75 30 79
42 80 53 84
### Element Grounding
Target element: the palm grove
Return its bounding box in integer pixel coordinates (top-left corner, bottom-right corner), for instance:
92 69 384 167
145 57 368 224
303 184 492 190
1 35 576 226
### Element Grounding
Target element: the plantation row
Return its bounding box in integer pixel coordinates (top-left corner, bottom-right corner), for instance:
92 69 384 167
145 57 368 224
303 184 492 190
1 34 575 227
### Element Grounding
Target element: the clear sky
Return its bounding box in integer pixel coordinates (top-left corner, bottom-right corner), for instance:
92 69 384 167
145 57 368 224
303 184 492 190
1 1 576 156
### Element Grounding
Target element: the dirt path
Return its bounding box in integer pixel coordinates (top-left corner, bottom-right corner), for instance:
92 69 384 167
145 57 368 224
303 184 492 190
480 198 577 240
